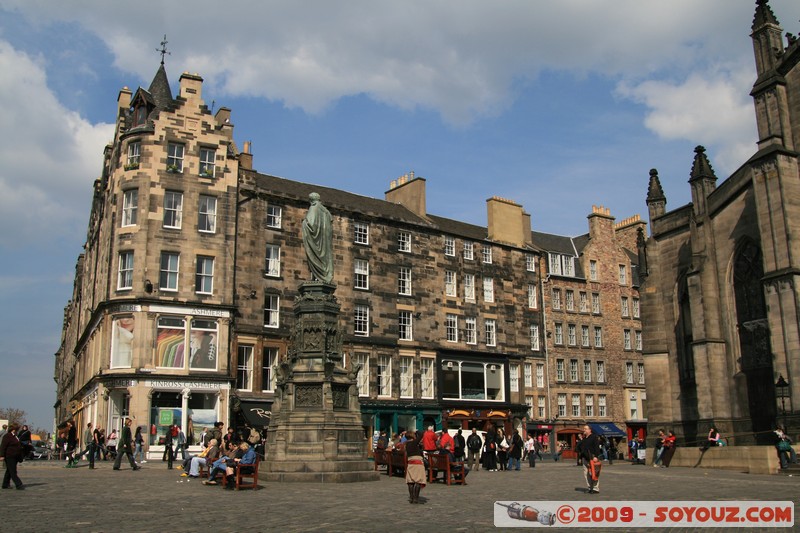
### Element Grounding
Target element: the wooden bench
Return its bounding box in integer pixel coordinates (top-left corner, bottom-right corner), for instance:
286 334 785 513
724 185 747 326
387 449 408 477
373 449 389 473
229 456 260 490
428 453 467 485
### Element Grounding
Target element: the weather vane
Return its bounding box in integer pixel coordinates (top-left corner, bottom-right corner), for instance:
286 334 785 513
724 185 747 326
156 35 170 65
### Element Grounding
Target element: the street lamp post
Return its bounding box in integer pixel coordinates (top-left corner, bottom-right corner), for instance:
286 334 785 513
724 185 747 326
775 375 790 431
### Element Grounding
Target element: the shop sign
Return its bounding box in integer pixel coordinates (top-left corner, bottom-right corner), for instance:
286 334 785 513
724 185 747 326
159 409 175 426
107 379 137 388
144 379 230 390
148 304 229 318
109 304 141 314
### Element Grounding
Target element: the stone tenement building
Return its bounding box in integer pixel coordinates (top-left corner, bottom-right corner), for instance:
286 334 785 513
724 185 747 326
641 0 800 446
54 60 645 455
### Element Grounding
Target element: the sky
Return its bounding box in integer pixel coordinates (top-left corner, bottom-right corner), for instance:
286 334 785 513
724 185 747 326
0 0 798 433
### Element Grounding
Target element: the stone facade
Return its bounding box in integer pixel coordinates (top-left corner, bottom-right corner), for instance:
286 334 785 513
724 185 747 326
54 61 647 456
640 1 800 446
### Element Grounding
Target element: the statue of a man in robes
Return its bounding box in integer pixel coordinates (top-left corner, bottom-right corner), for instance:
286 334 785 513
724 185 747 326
302 192 334 283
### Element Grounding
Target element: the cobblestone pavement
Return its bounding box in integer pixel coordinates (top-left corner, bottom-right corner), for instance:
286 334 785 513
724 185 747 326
1 458 797 532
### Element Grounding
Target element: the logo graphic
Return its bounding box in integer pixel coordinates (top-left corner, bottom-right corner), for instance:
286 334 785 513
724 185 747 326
496 502 556 525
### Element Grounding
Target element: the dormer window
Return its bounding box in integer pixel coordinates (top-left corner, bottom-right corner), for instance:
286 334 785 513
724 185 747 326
132 105 148 128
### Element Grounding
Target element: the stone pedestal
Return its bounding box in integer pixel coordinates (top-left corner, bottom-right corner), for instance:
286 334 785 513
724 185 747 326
263 282 379 482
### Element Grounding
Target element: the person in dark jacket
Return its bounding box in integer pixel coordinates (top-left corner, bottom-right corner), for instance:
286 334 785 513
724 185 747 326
507 429 524 470
577 424 602 494
0 423 25 489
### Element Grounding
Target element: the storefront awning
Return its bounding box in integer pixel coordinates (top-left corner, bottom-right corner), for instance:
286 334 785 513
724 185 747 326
588 422 626 438
237 399 272 427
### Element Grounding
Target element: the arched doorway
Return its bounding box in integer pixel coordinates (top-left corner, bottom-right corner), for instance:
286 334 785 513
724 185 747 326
733 241 775 443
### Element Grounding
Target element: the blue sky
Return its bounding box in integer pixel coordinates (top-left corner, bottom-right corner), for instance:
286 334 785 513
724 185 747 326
1 0 798 432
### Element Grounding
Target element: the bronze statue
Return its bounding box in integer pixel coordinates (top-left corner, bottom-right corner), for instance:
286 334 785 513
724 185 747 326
302 192 334 283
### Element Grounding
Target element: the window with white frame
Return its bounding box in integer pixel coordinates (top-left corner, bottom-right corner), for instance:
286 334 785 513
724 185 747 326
399 311 413 341
167 142 184 172
528 284 537 309
463 242 474 260
557 393 567 417
199 147 216 177
482 245 492 264
126 141 141 168
572 394 581 417
621 296 630 317
624 329 632 350
483 277 494 303
566 290 575 311
638 362 645 384
265 244 281 277
400 356 413 398
629 391 638 419
398 267 412 295
538 396 546 418
195 256 214 294
446 314 458 343
536 363 544 388
596 361 605 382
526 395 534 418
524 363 532 387
354 221 369 245
122 189 138 227
619 264 627 285
354 259 369 290
355 353 369 396
589 259 598 281
510 364 519 392
441 359 504 401
583 360 592 382
118 251 134 290
591 293 601 314
354 304 369 337
163 191 183 229
554 323 563 345
398 230 411 253
594 326 603 348
485 319 496 347
464 274 475 302
264 294 280 328
420 358 434 398
635 330 642 351
526 254 536 272
552 288 561 310
568 324 577 346
626 362 634 384
236 345 253 391
444 235 455 257
633 298 640 318
579 291 588 313
262 347 278 392
556 359 565 381
198 195 217 233
570 359 578 382
549 253 562 275
266 204 282 228
585 394 594 417
159 252 179 291
563 256 575 277
465 317 477 345
581 325 590 347
530 324 540 351
599 394 607 417
377 355 392 396
445 270 456 297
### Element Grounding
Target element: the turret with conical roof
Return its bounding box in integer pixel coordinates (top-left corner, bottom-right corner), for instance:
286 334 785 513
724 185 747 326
689 146 717 217
646 168 666 223
147 63 174 112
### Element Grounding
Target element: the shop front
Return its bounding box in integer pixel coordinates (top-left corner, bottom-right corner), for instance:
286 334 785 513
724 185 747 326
360 402 439 452
555 427 583 459
525 422 555 454
232 397 273 432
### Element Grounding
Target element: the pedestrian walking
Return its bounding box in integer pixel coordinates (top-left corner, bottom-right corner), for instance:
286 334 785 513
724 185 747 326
0 423 25 490
113 418 140 471
577 424 602 494
466 428 482 471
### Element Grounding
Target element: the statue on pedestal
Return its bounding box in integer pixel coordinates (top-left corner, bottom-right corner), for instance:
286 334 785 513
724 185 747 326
302 192 334 284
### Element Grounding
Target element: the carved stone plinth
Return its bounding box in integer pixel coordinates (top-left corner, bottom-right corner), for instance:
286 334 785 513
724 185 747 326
263 282 379 482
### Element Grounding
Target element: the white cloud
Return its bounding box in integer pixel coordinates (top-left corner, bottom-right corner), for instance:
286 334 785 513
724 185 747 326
0 40 113 248
616 67 757 175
